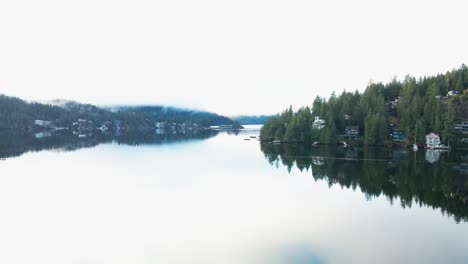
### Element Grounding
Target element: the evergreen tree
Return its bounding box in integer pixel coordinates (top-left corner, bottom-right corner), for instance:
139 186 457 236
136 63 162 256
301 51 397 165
414 120 425 145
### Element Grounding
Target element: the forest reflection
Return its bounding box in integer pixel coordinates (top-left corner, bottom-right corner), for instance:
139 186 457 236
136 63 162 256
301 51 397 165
0 129 220 160
260 143 468 223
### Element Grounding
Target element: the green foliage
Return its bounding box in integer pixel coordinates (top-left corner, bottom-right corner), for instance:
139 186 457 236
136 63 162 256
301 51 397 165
261 65 468 146
260 106 293 141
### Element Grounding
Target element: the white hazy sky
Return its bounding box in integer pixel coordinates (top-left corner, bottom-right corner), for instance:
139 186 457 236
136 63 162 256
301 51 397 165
1 0 467 116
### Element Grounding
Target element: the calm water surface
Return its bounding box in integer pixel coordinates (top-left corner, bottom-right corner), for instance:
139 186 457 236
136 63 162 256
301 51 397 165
0 125 467 264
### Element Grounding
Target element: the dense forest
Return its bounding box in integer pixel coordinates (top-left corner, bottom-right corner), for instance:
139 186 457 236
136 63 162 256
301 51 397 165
117 105 240 128
260 65 468 147
0 95 242 132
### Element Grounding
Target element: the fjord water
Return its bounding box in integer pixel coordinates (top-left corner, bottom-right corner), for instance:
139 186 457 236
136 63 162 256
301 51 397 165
0 125 467 264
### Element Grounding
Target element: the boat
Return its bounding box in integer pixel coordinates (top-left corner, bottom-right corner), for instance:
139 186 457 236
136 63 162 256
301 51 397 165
271 140 282 144
412 144 418 152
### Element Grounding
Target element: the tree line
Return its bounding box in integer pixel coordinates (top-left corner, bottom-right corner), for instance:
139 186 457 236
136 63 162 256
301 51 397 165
0 95 242 131
261 65 468 146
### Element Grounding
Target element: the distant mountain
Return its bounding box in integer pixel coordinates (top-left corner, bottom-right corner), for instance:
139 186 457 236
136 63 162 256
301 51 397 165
118 105 243 128
231 115 272 125
0 94 242 132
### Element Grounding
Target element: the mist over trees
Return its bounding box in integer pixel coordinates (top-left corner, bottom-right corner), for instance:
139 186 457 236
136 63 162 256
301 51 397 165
0 95 242 131
261 65 468 146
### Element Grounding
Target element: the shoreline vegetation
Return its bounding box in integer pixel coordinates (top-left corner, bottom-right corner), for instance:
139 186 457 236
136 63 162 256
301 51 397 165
260 65 468 150
0 95 243 135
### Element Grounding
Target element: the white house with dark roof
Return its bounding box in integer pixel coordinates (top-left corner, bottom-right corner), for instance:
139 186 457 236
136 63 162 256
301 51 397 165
426 133 441 149
312 116 326 130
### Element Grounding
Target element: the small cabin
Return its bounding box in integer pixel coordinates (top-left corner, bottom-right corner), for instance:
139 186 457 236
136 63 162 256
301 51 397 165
426 133 441 148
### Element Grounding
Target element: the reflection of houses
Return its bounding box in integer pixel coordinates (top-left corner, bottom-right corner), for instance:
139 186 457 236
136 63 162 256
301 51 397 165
453 163 468 175
345 126 359 137
72 119 94 133
311 157 325 166
312 116 326 130
391 149 407 161
154 121 205 135
391 129 406 142
155 122 166 135
155 122 165 129
34 131 53 139
344 148 358 159
426 133 441 149
425 150 440 163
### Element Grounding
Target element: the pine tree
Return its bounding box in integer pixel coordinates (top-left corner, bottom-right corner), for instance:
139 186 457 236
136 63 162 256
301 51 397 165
443 99 456 144
414 120 425 145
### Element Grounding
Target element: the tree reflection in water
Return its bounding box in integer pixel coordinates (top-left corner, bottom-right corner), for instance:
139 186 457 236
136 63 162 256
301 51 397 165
260 142 468 223
0 129 219 160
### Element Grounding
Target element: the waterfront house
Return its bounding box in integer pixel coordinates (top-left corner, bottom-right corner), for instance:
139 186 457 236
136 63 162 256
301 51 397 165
312 116 326 130
34 120 52 127
345 126 359 137
426 133 441 149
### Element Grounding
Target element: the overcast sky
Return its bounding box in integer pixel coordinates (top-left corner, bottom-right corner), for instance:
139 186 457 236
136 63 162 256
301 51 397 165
1 0 467 116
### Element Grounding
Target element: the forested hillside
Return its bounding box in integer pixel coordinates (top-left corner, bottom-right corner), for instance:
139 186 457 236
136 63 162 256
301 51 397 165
0 95 242 131
119 106 241 128
260 65 468 146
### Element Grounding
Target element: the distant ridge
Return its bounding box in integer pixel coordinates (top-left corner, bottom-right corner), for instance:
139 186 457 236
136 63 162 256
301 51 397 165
0 94 242 131
231 115 272 125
